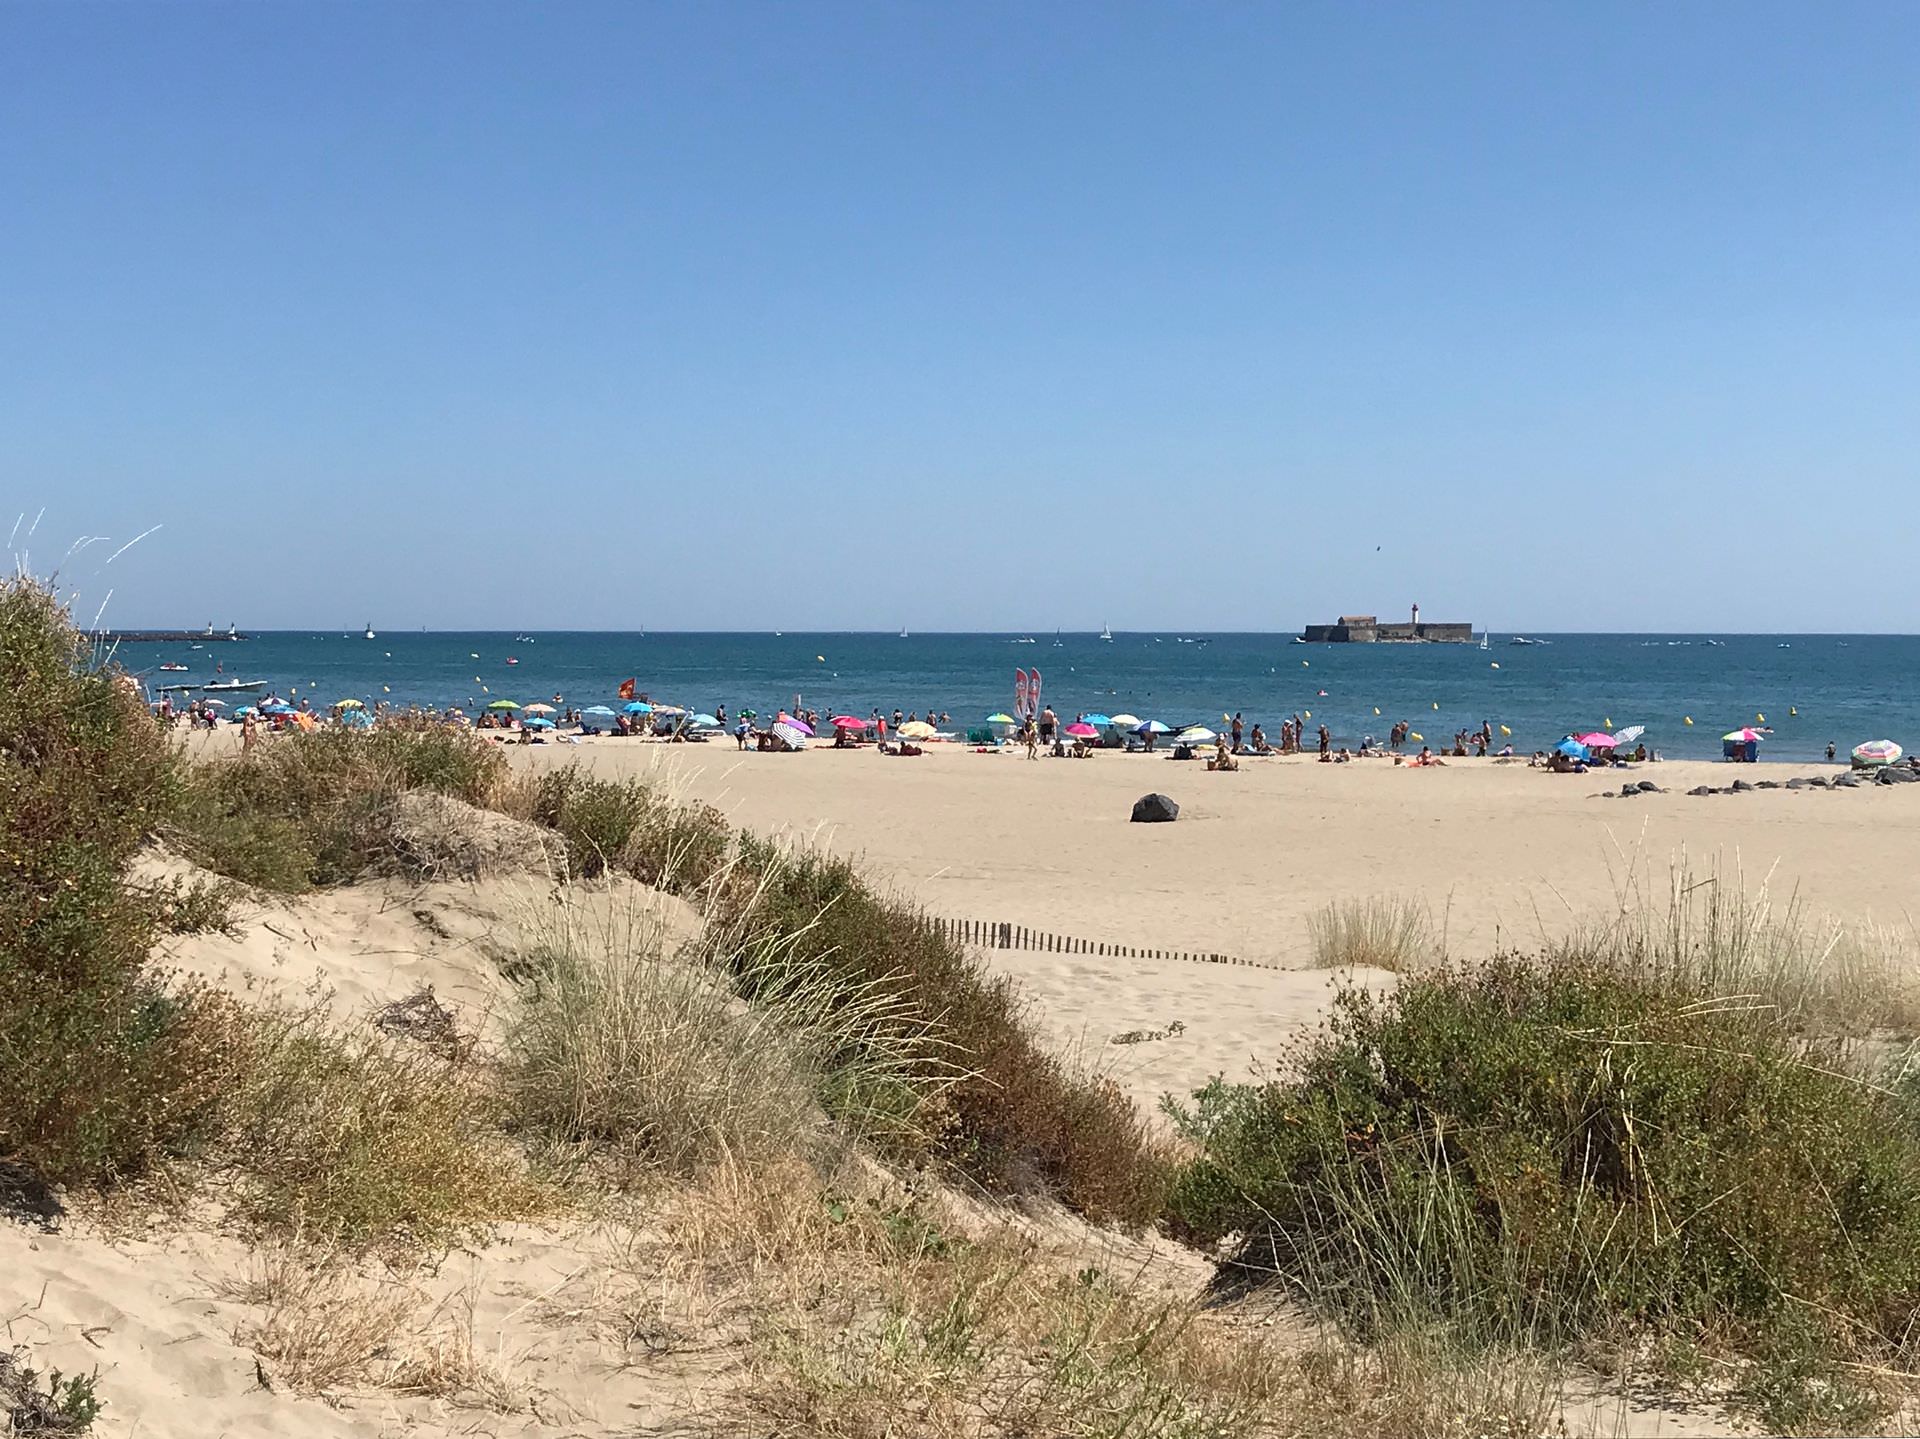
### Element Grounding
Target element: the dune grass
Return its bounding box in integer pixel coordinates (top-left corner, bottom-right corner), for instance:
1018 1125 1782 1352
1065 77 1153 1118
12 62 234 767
1306 895 1439 973
499 883 940 1180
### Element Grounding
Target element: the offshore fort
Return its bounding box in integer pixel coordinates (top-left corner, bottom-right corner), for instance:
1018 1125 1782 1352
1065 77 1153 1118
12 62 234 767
94 628 249 643
1300 604 1473 643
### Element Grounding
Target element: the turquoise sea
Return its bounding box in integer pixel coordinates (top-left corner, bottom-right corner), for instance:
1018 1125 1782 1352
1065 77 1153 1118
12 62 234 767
119 630 1920 764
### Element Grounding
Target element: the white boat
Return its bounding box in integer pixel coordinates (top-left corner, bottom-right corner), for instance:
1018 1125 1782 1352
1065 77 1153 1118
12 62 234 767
364 623 376 639
203 679 268 693
1479 632 1490 651
1509 636 1547 646
899 626 908 639
1100 623 1112 641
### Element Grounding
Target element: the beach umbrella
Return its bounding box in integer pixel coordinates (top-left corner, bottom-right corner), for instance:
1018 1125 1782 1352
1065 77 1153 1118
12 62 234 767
487 699 520 711
582 705 616 717
777 712 814 736
986 712 1017 725
690 713 720 727
202 698 228 708
770 721 808 750
1133 720 1171 734
831 715 869 729
1611 725 1646 747
233 705 257 716
1721 728 1766 744
523 702 556 714
1575 732 1619 748
1177 727 1217 744
260 702 294 715
1554 738 1590 759
652 704 688 717
524 716 556 729
899 720 938 739
1109 714 1141 727
341 708 374 729
622 701 652 714
1081 713 1113 727
333 698 364 709
1063 722 1100 739
1852 739 1902 766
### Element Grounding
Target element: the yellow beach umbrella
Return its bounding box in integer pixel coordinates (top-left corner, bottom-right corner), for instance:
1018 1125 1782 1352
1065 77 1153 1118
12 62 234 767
333 698 364 709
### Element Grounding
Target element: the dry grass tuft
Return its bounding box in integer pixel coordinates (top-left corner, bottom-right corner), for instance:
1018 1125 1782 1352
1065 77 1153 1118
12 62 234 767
1306 895 1439 973
228 1244 417 1393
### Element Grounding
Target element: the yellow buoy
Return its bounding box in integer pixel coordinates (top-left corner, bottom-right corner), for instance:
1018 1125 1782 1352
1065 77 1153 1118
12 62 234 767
1304 710 1312 719
1409 732 1423 742
1302 660 1309 667
382 685 390 693
1432 701 1439 710
1790 706 1797 716
1605 717 1612 728
1684 716 1694 726
1500 724 1511 736
1490 661 1500 669
817 655 826 662
1756 712 1765 723
1373 707 1381 716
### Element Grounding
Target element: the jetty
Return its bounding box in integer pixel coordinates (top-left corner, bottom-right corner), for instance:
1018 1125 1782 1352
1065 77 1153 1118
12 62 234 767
94 630 249 643
1301 604 1472 643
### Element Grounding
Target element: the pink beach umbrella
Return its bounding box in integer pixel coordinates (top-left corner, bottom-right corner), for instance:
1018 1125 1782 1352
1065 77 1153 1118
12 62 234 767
1063 721 1100 739
1575 732 1619 748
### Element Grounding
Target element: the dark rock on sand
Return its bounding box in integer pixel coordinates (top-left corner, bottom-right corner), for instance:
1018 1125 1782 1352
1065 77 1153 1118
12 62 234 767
1635 781 1661 793
1756 780 1781 789
1131 793 1180 823
1832 775 1859 788
1688 786 1717 796
1730 779 1755 792
1880 766 1919 784
1786 778 1810 789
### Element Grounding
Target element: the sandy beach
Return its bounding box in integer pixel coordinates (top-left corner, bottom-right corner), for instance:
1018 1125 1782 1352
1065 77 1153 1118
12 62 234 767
501 737 1920 1110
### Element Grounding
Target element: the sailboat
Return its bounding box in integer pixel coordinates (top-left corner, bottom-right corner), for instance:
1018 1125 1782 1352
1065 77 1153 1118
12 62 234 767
899 626 908 639
1053 629 1063 647
364 623 376 640
1479 632 1490 651
1099 623 1112 641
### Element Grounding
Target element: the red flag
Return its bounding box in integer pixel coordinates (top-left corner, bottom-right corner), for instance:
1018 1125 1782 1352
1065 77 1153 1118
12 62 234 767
618 677 636 700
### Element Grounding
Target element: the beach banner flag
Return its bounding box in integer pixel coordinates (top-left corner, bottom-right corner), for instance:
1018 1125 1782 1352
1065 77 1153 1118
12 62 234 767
1015 669 1029 719
618 678 636 700
1031 668 1043 718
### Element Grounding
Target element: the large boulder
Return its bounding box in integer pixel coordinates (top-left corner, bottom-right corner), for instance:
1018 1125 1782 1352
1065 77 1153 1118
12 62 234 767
1130 793 1180 823
1879 766 1919 784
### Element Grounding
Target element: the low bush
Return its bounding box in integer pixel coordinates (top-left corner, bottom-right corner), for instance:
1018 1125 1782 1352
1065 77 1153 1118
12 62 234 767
139 873 241 936
216 1001 542 1248
0 1346 103 1434
523 766 729 889
1165 953 1920 1428
0 579 230 1187
169 726 509 893
719 839 1173 1227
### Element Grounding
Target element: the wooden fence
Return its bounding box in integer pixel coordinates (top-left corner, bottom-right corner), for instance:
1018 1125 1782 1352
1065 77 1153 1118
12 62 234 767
927 915 1279 970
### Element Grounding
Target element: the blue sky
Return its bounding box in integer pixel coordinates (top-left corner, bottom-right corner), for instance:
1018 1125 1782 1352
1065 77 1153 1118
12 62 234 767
4 3 1916 631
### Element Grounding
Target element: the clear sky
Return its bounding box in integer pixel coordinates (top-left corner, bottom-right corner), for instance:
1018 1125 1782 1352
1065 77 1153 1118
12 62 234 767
4 3 1916 632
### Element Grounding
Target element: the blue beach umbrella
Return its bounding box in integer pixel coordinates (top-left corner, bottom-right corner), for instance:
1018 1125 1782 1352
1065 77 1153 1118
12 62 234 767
582 705 616 717
1133 720 1172 735
1081 713 1113 727
260 702 294 715
524 716 556 729
623 701 653 714
1554 737 1590 760
690 713 720 727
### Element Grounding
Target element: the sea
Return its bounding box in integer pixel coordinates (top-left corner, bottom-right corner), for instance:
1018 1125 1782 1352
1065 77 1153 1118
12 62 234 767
119 630 1920 764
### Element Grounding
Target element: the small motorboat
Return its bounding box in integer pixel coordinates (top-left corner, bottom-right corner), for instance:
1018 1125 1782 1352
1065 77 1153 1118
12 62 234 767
158 662 189 672
203 679 268 693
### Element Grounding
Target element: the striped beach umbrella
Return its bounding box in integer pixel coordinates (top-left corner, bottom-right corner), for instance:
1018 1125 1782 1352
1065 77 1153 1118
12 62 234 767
1852 739 1902 766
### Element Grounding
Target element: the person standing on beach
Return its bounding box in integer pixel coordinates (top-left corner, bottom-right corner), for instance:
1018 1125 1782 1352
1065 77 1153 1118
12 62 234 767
1231 712 1244 752
1038 705 1057 749
1023 718 1040 761
1318 723 1331 756
241 710 258 755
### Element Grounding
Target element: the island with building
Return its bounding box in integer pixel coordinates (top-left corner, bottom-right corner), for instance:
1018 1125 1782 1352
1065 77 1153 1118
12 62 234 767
1300 604 1473 643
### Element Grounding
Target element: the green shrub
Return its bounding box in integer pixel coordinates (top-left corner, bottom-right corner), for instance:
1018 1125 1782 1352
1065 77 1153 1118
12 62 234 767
525 766 729 889
170 725 508 892
719 839 1173 1227
0 1346 103 1433
0 579 229 1186
139 873 242 936
1165 954 1920 1426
